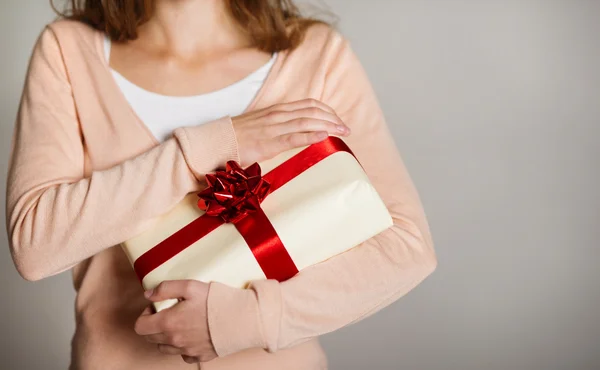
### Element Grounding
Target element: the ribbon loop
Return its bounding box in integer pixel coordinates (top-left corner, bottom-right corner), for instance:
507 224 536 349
198 160 271 224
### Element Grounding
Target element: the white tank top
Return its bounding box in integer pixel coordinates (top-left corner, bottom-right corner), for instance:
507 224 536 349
104 36 277 142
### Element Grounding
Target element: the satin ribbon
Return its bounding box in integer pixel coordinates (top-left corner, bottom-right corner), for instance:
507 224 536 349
198 161 271 224
134 137 355 283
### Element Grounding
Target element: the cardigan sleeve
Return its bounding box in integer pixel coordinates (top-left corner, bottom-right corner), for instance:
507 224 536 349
5 27 239 281
205 31 437 357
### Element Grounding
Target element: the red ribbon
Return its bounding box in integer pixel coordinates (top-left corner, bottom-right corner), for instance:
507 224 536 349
133 137 354 283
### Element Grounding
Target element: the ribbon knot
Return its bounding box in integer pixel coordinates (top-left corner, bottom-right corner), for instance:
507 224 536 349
198 161 271 224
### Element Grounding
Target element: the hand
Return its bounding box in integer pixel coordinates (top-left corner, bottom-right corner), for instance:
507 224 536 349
134 280 217 364
232 98 351 165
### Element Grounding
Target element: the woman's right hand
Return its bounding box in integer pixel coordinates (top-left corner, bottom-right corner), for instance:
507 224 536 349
232 98 351 165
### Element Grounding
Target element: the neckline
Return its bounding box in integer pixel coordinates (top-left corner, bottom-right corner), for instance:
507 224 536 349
104 35 278 102
95 31 286 146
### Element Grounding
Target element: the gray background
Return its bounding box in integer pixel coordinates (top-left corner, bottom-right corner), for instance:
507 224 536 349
1 0 599 369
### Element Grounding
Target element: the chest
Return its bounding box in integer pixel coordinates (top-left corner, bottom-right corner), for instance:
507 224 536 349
107 56 278 142
69 50 323 175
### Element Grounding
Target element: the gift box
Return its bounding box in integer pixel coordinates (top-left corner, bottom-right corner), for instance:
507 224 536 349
121 137 393 312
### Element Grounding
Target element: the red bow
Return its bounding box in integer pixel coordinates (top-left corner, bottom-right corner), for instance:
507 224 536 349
197 161 271 223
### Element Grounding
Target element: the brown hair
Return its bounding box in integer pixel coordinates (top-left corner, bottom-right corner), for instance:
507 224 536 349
51 0 326 52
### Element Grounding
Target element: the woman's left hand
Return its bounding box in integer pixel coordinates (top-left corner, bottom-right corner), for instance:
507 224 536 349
134 280 217 364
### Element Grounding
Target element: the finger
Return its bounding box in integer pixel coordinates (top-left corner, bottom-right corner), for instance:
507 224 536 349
134 309 167 335
276 131 329 152
273 107 343 125
267 108 345 131
268 98 336 115
157 344 184 356
144 280 208 302
137 299 196 336
140 306 153 316
182 355 199 364
274 116 350 136
143 333 170 344
135 302 184 336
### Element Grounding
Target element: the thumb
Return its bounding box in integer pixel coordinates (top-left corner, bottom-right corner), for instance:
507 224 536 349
144 280 206 302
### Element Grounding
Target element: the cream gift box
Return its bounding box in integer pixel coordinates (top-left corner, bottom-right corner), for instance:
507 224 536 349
121 137 393 312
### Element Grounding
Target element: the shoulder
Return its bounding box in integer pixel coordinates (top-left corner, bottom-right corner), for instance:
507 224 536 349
302 22 347 48
33 19 102 59
25 19 105 89
29 19 104 78
46 18 98 38
285 23 356 75
295 22 349 58
47 19 101 47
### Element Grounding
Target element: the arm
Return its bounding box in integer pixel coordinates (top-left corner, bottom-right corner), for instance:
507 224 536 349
5 27 238 281
205 31 437 356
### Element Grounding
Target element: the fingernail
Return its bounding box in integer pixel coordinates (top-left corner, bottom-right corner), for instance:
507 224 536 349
336 125 348 134
144 289 154 298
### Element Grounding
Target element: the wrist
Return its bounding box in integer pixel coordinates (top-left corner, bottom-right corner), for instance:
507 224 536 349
173 116 240 180
206 281 266 357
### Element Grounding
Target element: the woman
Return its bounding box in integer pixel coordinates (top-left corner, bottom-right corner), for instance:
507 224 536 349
6 0 437 369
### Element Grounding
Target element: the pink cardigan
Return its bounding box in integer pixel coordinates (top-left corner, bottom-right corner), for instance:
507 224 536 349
5 20 437 370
